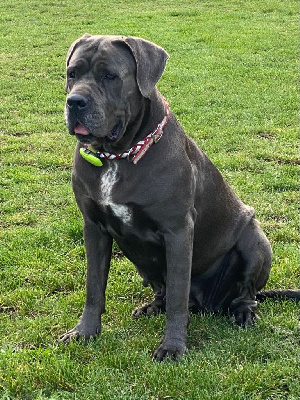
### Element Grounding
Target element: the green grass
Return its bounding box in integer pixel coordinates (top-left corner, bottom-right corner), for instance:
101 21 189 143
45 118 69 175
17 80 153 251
0 0 299 398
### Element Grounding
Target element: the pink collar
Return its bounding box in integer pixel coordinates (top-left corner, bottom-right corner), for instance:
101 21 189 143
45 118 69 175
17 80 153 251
81 98 170 166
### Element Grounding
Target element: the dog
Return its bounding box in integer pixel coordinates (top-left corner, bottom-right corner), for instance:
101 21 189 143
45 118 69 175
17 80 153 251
61 34 299 361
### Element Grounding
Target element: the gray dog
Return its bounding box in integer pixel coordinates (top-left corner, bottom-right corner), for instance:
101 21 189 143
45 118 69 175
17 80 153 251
61 34 298 361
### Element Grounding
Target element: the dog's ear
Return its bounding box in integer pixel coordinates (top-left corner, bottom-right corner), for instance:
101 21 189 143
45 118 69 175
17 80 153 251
66 33 92 67
124 37 169 98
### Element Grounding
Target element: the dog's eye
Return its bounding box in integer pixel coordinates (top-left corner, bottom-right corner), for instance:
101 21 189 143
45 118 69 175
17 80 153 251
68 70 76 79
103 73 117 81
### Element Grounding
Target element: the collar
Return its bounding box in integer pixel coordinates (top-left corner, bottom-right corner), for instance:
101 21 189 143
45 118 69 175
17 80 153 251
79 98 170 167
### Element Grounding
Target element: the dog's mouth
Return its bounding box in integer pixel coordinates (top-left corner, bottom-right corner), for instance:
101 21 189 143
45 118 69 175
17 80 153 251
74 121 122 144
74 123 94 142
105 121 122 142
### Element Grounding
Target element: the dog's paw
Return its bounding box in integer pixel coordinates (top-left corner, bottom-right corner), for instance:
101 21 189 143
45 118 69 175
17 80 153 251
59 323 101 344
234 310 258 327
230 298 258 327
153 339 186 362
132 303 163 319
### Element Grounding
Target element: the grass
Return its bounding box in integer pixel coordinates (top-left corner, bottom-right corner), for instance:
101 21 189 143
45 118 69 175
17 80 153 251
0 0 299 398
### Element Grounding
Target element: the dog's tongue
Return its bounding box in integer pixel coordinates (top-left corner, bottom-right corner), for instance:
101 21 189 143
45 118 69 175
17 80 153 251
74 123 89 135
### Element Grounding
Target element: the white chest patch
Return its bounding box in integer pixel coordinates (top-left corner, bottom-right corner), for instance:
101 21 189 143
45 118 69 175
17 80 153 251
100 163 132 225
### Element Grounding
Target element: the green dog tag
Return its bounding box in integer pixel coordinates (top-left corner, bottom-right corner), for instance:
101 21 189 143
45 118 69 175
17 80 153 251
80 147 103 167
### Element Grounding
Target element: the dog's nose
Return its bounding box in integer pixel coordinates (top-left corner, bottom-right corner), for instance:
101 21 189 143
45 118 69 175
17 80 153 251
66 94 88 110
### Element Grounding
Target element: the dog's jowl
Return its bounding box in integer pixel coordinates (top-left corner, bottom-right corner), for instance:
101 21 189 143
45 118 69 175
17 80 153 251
61 34 299 361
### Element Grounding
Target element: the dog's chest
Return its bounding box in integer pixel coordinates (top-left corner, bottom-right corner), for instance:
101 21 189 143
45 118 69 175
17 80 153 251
99 163 132 225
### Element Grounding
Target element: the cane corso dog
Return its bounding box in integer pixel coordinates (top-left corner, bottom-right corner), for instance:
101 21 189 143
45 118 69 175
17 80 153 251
61 34 299 361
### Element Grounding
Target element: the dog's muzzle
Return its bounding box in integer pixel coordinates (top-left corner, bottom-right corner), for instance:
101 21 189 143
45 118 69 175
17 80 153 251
66 92 123 143
66 93 91 137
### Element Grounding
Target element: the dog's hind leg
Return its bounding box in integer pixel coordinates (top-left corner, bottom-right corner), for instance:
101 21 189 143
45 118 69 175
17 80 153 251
230 218 272 326
132 281 166 318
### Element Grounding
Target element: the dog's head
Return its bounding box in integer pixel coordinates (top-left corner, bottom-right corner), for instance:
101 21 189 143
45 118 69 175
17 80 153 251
65 34 169 151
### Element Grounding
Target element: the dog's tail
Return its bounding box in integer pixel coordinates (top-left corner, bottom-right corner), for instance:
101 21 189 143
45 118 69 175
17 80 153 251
256 289 300 302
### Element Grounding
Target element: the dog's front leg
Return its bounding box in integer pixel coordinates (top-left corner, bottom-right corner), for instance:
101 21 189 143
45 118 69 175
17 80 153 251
60 218 113 343
153 220 193 361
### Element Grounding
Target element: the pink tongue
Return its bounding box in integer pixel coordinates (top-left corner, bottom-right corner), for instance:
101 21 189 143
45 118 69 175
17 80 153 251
74 123 89 135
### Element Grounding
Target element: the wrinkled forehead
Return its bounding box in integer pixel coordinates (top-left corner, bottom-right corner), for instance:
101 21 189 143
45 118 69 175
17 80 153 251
69 36 136 75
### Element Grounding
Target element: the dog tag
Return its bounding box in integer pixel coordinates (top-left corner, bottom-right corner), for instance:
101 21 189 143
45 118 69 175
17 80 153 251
80 147 103 167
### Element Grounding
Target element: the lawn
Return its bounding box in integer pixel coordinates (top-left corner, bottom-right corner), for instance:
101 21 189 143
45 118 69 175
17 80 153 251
0 0 299 399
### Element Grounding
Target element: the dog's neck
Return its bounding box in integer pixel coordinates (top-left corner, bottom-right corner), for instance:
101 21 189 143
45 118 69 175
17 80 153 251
139 89 168 135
